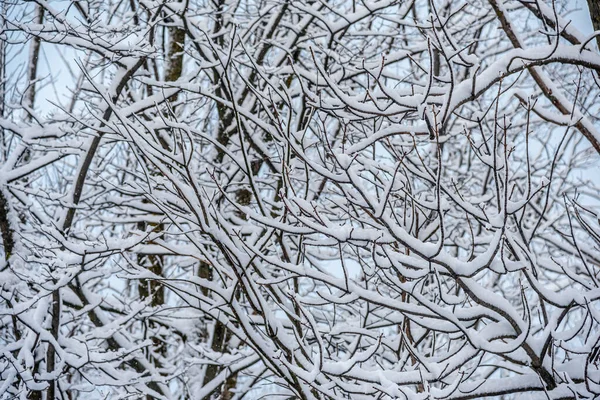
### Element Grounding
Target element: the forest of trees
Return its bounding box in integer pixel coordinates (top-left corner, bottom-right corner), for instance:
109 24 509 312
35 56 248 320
2 0 600 398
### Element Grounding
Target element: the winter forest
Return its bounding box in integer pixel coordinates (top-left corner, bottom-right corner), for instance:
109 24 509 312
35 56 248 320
2 0 600 398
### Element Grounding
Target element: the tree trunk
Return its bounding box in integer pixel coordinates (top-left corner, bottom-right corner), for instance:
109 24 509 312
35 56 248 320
24 5 44 119
588 0 600 49
137 16 185 399
23 5 45 399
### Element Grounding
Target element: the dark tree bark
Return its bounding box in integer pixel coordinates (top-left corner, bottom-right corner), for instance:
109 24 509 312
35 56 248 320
137 12 185 399
588 0 600 49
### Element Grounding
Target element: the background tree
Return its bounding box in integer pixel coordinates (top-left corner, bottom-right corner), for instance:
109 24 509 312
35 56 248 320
2 0 600 399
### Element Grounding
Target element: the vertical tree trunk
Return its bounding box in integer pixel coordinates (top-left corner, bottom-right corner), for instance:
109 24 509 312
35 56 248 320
0 193 13 263
137 14 185 399
23 5 45 400
45 290 60 400
165 24 185 92
24 5 44 119
588 0 600 49
200 2 238 396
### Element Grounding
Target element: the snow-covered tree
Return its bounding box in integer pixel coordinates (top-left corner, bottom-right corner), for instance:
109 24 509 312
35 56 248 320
2 0 600 398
